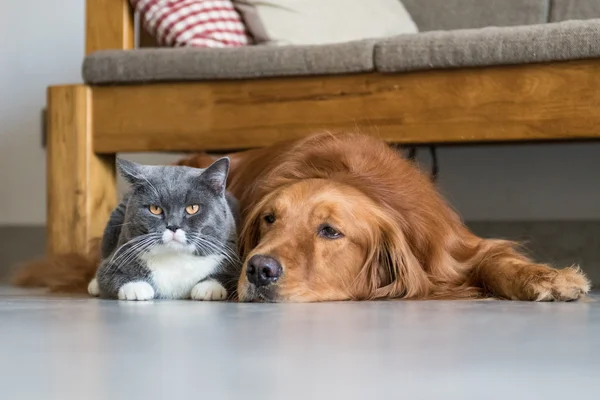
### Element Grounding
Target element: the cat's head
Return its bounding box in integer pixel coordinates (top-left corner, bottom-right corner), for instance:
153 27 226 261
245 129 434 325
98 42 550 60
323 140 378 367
117 157 233 255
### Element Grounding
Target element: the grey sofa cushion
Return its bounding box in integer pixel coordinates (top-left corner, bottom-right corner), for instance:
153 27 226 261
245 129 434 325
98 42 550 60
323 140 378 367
84 19 600 85
550 0 600 22
375 19 600 73
402 0 549 31
83 40 375 84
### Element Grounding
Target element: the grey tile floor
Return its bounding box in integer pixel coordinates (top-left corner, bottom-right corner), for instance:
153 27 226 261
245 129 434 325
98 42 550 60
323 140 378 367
1 287 599 400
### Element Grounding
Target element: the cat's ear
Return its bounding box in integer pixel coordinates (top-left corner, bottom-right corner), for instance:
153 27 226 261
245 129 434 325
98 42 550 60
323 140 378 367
116 158 145 186
201 157 230 195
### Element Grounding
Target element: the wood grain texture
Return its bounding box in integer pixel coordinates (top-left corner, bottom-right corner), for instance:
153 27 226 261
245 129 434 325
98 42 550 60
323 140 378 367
86 0 134 54
92 60 600 153
47 85 117 255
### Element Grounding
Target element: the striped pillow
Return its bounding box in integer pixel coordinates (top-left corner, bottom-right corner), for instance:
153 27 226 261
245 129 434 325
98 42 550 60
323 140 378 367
131 0 250 47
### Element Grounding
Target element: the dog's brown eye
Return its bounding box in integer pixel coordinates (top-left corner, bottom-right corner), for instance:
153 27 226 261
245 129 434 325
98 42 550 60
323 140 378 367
318 224 343 239
263 213 276 224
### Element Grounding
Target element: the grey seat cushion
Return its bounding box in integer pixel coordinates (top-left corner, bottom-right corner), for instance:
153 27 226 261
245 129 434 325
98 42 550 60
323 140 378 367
83 19 600 85
550 0 600 22
83 40 375 84
402 0 549 31
375 19 600 73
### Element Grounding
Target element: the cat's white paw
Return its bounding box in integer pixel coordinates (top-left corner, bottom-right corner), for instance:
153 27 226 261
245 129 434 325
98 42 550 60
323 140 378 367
118 281 155 301
87 278 100 297
191 280 227 301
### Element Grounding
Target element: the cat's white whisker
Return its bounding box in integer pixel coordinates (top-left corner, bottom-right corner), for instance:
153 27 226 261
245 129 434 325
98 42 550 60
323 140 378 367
116 238 159 268
109 234 154 263
107 222 133 228
110 238 152 266
110 234 161 267
188 235 240 265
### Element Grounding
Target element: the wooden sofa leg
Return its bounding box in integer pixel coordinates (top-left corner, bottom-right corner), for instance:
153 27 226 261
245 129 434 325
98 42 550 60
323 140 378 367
46 85 116 255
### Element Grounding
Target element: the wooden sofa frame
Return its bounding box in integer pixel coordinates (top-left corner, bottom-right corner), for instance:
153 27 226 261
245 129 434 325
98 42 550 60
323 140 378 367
46 0 600 255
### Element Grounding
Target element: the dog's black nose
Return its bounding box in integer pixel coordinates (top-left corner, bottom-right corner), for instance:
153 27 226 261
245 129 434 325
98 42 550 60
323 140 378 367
246 255 282 287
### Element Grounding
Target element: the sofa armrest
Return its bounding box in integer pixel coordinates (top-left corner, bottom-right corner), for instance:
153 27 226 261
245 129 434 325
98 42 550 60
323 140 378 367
86 0 134 54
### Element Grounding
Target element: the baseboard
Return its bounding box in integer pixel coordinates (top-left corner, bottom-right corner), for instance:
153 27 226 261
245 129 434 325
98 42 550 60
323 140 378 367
1 222 598 285
0 226 45 282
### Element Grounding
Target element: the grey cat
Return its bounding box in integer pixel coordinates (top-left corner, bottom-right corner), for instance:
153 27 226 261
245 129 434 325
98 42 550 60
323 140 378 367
87 157 241 301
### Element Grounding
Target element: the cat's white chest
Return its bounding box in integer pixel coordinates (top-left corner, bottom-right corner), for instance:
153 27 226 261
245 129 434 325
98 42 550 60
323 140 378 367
142 252 223 299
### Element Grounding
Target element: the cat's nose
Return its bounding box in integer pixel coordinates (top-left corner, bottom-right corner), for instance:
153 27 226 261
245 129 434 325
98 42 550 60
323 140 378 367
246 255 282 287
166 225 180 232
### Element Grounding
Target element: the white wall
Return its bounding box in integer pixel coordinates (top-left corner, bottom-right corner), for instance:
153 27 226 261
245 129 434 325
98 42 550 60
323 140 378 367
1 0 599 225
0 0 84 225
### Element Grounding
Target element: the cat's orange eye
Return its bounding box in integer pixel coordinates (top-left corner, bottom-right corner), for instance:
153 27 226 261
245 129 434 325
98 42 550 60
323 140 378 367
186 204 200 215
149 205 163 215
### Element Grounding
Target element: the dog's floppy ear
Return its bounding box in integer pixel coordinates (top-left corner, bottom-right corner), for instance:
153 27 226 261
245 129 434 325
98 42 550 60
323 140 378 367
359 216 430 300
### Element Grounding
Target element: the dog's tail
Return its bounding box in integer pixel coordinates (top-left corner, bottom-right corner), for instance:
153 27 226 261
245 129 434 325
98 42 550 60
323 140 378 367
11 239 101 293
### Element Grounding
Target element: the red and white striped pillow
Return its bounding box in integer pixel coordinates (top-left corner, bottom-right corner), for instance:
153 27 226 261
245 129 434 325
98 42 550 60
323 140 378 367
131 0 250 48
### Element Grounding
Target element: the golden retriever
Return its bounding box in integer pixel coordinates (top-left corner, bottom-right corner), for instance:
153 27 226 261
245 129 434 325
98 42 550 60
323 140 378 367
15 132 590 302
177 132 591 302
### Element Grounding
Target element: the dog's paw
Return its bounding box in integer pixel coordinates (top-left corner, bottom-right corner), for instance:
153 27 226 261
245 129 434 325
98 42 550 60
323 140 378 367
527 266 590 301
87 278 100 297
118 281 155 301
191 280 228 301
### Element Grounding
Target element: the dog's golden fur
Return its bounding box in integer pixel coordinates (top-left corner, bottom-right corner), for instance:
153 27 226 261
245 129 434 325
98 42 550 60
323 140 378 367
11 239 100 293
178 132 590 302
14 132 590 302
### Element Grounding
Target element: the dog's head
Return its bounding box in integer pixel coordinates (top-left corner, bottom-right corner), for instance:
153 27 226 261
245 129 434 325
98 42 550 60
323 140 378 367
237 178 432 302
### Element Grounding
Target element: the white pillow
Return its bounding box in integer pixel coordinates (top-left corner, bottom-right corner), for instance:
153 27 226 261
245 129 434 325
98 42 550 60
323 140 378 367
234 0 418 45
